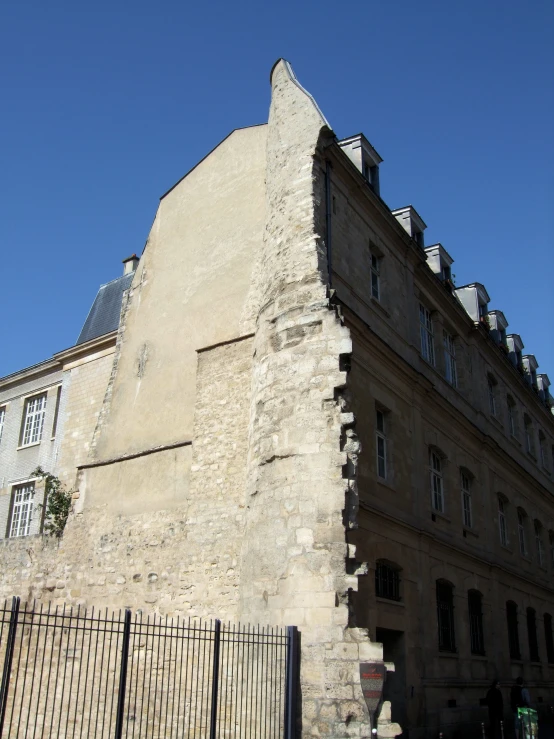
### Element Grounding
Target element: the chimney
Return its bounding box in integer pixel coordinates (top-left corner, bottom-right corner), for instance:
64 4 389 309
122 254 139 275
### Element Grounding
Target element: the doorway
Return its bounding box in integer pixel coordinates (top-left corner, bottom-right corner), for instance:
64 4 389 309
376 627 407 732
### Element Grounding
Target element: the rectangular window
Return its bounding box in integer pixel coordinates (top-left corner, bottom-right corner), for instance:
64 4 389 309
0 406 5 444
419 304 435 365
539 435 546 467
430 451 444 513
518 511 527 556
507 601 521 660
468 591 485 655
21 394 47 446
437 581 456 652
370 254 380 301
376 410 387 480
443 331 457 387
8 483 36 538
545 614 554 664
535 523 544 567
507 400 516 437
461 472 472 528
488 379 496 416
524 419 533 455
498 499 508 547
527 608 540 662
375 562 400 601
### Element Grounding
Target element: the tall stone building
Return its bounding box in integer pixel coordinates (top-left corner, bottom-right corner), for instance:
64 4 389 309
0 60 553 737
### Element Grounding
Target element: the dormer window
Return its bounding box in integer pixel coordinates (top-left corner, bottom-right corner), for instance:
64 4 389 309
506 334 524 370
338 134 383 196
522 355 538 388
424 244 454 288
392 206 426 249
453 283 490 324
537 375 551 406
487 310 509 348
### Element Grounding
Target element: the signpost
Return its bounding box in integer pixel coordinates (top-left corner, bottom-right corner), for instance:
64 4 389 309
360 662 386 731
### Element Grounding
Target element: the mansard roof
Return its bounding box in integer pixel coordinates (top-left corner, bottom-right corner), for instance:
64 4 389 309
76 272 134 345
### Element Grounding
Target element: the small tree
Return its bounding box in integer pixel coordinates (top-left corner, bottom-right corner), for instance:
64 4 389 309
31 467 73 539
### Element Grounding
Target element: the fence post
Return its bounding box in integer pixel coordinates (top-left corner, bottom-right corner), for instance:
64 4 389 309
209 619 222 739
0 596 20 738
284 626 299 739
114 609 132 739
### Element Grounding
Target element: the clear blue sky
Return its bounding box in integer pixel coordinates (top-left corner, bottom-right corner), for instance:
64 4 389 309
1 0 552 379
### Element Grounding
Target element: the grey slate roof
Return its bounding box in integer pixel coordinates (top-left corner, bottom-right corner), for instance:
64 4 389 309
76 273 134 345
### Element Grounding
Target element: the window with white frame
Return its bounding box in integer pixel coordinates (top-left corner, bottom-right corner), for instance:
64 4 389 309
487 375 497 416
9 483 36 538
419 304 435 365
0 406 5 444
375 409 387 480
535 521 544 567
507 396 517 437
21 394 47 446
443 331 457 387
498 496 508 547
461 471 472 528
430 450 444 513
370 253 380 301
517 508 527 556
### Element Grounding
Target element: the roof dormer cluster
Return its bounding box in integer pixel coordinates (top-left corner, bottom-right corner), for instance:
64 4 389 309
336 128 550 415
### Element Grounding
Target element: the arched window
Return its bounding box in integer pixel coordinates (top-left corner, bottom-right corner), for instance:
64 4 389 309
507 395 517 437
468 590 485 655
527 607 540 662
544 614 554 664
429 448 445 513
517 508 527 556
375 560 401 601
498 495 508 547
460 469 473 528
506 601 521 660
534 520 544 567
436 580 456 652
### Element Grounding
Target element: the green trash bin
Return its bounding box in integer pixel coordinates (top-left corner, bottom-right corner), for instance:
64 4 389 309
517 707 538 739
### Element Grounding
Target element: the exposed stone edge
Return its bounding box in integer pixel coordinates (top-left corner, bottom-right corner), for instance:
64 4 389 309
197 332 255 354
77 439 192 470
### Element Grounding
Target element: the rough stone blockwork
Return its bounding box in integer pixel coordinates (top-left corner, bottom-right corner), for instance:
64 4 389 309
240 59 378 739
0 337 253 621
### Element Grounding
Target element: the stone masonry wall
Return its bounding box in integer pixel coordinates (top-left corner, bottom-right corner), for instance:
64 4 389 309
56 351 116 489
0 337 253 621
239 60 379 739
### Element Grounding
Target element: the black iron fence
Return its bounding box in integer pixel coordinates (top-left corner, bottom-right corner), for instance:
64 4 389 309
0 597 299 739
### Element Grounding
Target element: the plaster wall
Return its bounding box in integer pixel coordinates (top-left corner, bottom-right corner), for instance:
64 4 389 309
89 125 267 467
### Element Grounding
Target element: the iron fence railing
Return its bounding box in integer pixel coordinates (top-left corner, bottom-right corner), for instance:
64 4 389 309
0 597 298 739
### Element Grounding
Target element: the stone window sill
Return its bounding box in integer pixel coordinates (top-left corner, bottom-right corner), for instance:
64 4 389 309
471 654 487 661
463 526 479 538
369 296 391 319
438 651 459 659
17 442 41 451
376 597 404 608
431 510 451 524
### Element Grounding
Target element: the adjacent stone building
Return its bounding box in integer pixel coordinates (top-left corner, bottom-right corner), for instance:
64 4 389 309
0 60 552 737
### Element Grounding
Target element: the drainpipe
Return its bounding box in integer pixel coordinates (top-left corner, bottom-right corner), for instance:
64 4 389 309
325 161 333 289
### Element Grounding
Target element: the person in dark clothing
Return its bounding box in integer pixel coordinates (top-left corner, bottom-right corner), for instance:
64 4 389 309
486 680 504 739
